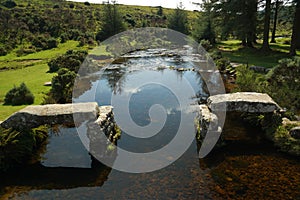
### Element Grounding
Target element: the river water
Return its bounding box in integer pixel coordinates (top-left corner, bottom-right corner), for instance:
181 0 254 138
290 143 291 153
0 50 299 199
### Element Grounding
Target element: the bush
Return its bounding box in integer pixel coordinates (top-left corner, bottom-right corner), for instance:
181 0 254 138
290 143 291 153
234 57 300 113
0 47 7 56
46 38 58 49
48 50 87 72
267 57 300 112
60 33 69 43
84 1 90 6
16 47 36 57
0 126 48 172
215 58 231 72
235 65 268 93
4 83 34 105
32 36 57 50
200 39 213 51
1 0 17 8
50 68 77 103
209 50 223 60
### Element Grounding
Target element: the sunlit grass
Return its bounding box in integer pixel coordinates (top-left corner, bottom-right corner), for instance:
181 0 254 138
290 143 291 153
217 39 299 68
0 63 55 120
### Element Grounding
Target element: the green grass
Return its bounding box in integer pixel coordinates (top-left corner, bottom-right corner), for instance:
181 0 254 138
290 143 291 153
0 41 82 70
217 40 299 68
0 40 86 120
0 63 54 120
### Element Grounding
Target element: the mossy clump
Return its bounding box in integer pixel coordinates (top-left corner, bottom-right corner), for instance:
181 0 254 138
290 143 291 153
0 126 48 172
272 125 300 156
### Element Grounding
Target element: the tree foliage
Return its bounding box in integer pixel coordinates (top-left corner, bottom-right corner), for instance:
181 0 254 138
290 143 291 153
48 50 87 72
50 68 77 103
96 0 125 41
168 2 189 34
4 83 34 105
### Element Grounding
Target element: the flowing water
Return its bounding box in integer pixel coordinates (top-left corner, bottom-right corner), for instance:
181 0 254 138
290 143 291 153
1 50 299 200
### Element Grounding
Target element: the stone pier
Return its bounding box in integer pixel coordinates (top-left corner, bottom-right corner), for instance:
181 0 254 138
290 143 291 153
197 92 282 140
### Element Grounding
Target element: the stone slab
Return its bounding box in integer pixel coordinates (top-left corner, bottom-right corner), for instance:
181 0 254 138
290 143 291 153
207 92 281 113
1 102 100 130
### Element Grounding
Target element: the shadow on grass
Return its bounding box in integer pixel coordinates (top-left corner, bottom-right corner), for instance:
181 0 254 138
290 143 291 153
217 40 296 68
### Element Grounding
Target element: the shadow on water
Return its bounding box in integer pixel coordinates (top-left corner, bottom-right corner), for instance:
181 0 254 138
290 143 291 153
0 162 111 190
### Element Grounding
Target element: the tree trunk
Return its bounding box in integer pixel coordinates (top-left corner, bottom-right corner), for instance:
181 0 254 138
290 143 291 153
271 0 280 43
261 0 271 52
290 1 300 56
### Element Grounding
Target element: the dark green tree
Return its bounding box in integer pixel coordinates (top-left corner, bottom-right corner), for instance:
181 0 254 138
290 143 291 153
96 0 125 41
261 0 272 52
168 2 189 34
193 0 216 44
290 0 300 56
271 0 281 43
157 6 163 16
212 0 258 47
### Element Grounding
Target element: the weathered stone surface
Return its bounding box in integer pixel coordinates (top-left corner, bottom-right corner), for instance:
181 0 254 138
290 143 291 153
207 92 281 113
198 104 220 137
1 102 99 130
290 127 300 139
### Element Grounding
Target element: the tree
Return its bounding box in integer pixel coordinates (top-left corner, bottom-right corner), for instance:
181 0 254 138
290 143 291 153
261 0 272 52
211 0 258 47
157 6 163 16
271 0 281 43
168 2 189 34
96 0 125 41
193 0 216 44
290 0 300 56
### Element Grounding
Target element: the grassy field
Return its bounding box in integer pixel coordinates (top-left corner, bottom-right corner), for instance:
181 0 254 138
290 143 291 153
217 40 299 68
0 41 83 120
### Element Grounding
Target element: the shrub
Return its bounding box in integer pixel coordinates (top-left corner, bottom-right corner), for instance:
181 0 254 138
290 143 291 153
200 39 213 51
4 83 34 105
235 65 268 93
50 68 77 103
0 47 7 56
46 38 58 49
209 50 223 60
1 0 17 8
267 57 300 112
48 50 87 72
60 33 69 43
84 1 90 6
215 57 231 72
0 126 48 172
16 47 36 57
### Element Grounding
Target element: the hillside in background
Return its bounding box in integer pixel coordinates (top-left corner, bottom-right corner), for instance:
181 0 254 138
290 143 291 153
0 0 198 57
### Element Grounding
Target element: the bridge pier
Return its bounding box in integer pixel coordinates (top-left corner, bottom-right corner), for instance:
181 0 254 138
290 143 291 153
197 92 283 147
0 103 121 167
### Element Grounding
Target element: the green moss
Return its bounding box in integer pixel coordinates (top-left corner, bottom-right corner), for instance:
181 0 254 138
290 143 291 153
272 125 300 156
0 126 48 172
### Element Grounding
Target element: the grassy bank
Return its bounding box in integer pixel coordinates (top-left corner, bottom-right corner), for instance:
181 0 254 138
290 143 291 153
0 41 83 120
217 40 299 68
